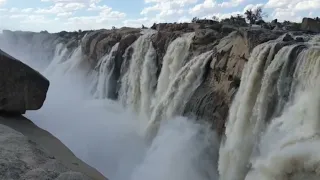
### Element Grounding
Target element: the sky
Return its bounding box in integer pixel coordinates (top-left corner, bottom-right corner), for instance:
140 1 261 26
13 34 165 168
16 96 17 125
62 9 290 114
0 0 319 32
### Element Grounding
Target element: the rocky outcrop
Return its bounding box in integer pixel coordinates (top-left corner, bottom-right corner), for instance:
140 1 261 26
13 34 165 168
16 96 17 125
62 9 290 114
301 18 320 33
0 124 93 180
0 49 50 114
82 27 140 67
184 29 285 136
151 23 197 32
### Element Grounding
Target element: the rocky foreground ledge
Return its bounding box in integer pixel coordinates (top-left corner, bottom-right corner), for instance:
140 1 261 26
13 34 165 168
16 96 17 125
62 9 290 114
0 49 106 180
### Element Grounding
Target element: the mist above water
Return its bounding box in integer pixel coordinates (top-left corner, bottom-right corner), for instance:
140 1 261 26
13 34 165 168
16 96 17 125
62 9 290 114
3 29 320 180
17 42 219 180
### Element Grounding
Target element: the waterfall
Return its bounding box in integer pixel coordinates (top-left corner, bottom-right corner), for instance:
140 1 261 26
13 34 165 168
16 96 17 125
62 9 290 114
145 50 213 142
93 42 119 99
3 27 320 180
218 35 320 180
1 29 217 180
118 31 204 135
245 46 320 180
119 31 157 114
140 43 158 118
154 33 194 103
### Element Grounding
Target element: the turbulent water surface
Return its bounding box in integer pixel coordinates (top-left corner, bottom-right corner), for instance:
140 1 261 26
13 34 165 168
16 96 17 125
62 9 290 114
1 30 320 180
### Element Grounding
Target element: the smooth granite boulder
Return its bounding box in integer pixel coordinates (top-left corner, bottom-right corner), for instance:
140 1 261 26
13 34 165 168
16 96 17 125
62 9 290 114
0 49 49 114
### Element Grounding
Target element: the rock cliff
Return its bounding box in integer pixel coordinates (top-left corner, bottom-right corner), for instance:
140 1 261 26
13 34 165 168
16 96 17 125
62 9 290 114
301 17 320 33
0 20 315 137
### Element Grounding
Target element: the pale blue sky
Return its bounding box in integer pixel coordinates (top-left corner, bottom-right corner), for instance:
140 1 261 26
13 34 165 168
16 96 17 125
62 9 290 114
0 0 319 32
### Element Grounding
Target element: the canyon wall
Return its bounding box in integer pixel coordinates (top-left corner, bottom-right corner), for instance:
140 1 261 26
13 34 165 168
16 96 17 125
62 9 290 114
0 23 311 136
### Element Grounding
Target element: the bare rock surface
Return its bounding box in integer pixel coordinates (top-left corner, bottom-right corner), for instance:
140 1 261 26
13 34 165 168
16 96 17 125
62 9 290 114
0 115 107 180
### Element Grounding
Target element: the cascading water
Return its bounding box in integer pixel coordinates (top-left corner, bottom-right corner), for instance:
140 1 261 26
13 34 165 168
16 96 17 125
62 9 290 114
93 42 120 99
218 35 320 180
119 30 157 114
0 29 218 180
146 50 213 142
153 32 194 104
2 27 320 180
245 46 320 180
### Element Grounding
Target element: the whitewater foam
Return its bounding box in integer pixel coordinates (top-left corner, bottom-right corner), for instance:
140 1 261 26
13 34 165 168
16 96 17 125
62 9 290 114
2 34 219 180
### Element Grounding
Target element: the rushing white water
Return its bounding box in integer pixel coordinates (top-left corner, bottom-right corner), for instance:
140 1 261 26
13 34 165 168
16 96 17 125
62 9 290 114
146 50 213 142
119 31 157 114
118 31 207 138
3 28 320 180
218 42 277 180
93 42 119 99
218 35 320 180
154 33 194 104
1 30 218 180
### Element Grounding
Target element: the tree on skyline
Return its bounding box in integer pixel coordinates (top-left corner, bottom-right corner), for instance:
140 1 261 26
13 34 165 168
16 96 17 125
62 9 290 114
245 7 267 25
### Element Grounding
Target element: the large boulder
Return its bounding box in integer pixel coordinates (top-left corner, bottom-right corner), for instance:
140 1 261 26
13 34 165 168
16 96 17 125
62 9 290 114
0 49 49 114
0 124 93 180
301 17 320 33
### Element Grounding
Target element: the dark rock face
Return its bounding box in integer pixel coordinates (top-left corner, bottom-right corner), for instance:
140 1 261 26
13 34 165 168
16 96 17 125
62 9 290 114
195 19 219 25
0 49 49 114
184 29 284 136
151 31 181 68
301 18 320 33
152 23 202 32
81 28 141 67
108 33 140 99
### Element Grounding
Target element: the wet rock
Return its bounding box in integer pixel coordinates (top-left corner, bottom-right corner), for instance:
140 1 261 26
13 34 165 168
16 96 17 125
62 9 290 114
108 33 140 100
81 28 140 67
0 49 49 114
282 33 294 42
184 29 283 136
151 31 181 67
